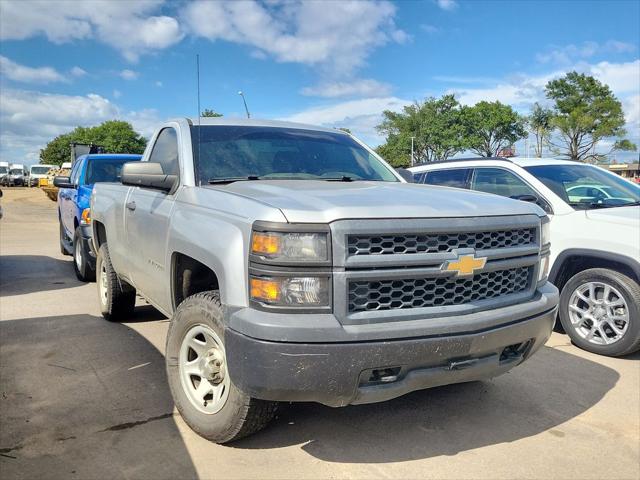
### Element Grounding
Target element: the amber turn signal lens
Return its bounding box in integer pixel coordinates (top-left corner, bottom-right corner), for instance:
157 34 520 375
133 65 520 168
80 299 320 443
81 208 91 225
250 278 280 302
251 232 281 256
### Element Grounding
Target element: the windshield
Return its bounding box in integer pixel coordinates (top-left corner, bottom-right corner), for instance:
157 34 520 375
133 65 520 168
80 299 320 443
524 164 640 209
85 159 135 184
191 126 398 183
10 169 23 175
30 166 50 175
0 167 7 174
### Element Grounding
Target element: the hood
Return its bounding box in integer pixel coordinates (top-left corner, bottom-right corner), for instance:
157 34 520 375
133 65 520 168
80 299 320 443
585 205 640 227
209 180 544 223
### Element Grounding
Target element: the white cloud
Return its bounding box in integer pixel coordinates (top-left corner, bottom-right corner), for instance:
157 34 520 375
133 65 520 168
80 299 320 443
113 90 122 99
0 88 161 164
301 79 392 98
536 40 636 65
281 96 409 145
420 24 440 34
0 0 183 62
182 0 406 76
0 55 67 84
70 66 87 77
154 81 163 87
435 0 458 11
119 69 139 80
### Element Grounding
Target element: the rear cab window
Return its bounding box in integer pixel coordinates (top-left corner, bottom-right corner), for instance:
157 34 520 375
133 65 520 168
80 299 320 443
424 168 471 189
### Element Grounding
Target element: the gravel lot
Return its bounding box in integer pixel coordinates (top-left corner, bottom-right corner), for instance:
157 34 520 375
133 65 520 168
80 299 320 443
1 187 638 480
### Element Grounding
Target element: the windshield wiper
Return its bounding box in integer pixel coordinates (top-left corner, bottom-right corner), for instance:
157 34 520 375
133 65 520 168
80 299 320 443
208 176 261 184
323 176 354 182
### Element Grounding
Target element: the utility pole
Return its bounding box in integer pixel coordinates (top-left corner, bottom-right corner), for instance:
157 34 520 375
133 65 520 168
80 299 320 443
238 91 250 119
410 136 415 166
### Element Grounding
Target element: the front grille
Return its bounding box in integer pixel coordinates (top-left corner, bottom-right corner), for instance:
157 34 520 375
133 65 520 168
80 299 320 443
347 228 535 256
348 267 531 312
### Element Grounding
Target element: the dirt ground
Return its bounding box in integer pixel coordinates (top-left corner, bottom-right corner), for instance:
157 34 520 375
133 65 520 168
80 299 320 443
1 187 638 479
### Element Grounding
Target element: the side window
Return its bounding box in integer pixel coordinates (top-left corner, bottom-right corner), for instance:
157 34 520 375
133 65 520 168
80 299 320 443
424 168 471 189
70 160 83 185
149 128 179 176
471 168 537 198
413 172 426 183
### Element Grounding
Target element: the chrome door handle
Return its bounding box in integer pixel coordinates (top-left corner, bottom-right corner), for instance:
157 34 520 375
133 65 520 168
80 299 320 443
126 201 136 211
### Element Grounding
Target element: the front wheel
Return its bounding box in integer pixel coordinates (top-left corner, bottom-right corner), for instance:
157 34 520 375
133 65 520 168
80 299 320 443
73 227 95 282
559 268 640 357
165 291 277 443
96 243 136 321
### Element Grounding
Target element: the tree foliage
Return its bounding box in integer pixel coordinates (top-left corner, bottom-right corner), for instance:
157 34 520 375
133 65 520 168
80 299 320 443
40 121 147 166
201 109 223 117
545 72 630 161
461 101 527 157
527 103 553 157
376 95 467 166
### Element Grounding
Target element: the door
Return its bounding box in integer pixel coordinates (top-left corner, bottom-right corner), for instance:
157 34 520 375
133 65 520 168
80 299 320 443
125 127 180 309
61 159 83 238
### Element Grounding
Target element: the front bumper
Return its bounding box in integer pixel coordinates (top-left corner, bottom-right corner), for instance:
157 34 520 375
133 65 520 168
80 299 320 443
78 224 96 270
226 286 558 407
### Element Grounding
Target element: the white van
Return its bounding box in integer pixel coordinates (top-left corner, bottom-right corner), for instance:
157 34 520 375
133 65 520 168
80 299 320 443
29 164 55 187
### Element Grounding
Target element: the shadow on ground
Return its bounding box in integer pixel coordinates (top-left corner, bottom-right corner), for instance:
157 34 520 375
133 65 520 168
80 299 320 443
0 314 195 480
235 345 619 463
0 255 80 296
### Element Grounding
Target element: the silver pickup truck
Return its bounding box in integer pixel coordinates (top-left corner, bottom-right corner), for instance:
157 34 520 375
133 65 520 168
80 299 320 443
91 118 558 443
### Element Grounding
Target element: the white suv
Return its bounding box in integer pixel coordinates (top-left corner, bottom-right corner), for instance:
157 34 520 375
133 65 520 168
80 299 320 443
410 157 640 356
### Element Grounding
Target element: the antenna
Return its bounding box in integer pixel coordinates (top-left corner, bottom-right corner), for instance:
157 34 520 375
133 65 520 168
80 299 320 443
196 54 201 184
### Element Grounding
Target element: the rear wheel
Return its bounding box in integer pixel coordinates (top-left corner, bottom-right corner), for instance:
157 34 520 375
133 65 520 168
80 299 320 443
96 243 136 321
73 226 95 282
166 291 277 443
559 268 640 357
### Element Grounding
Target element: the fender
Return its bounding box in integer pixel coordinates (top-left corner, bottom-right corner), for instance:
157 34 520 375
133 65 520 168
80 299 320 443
549 248 640 285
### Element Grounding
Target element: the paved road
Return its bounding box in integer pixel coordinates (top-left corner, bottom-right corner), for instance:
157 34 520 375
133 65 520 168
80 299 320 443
1 187 638 480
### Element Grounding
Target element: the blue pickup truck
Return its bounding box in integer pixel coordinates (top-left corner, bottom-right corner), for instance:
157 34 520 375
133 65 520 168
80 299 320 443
55 154 141 281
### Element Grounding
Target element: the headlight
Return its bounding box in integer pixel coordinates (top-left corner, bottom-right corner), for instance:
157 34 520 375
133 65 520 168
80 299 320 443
540 218 550 246
250 276 330 306
251 231 328 262
538 255 550 283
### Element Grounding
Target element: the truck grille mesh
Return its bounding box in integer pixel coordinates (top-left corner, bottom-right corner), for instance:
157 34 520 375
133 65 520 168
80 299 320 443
347 228 535 256
348 267 531 312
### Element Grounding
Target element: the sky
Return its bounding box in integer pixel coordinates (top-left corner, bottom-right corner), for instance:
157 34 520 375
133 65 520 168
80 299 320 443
0 0 639 166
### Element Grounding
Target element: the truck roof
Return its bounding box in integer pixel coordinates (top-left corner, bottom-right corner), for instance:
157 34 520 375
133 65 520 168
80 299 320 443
79 154 143 161
179 117 349 135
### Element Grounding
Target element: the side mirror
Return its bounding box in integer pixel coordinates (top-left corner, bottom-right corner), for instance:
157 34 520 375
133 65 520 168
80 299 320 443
396 168 414 183
121 162 177 192
53 176 75 188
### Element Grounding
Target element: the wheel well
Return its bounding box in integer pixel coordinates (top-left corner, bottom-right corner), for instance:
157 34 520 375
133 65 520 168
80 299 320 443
172 253 220 309
552 254 639 292
73 217 79 230
93 221 107 249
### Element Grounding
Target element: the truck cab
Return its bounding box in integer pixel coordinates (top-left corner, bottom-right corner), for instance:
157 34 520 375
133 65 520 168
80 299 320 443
55 153 141 281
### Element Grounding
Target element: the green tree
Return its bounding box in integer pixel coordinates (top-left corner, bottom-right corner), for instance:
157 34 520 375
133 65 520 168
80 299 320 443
461 101 527 157
337 127 352 134
527 103 553 157
545 71 631 161
201 108 223 117
376 94 468 166
39 121 147 166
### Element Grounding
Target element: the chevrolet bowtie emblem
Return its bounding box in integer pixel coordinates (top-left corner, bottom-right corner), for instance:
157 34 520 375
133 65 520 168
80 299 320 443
444 253 487 277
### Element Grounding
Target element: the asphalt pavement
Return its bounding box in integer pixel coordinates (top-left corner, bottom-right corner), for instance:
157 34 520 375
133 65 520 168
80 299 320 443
1 187 638 479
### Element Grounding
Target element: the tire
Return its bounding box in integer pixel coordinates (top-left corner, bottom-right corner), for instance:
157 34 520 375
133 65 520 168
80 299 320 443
165 291 277 443
59 219 71 256
559 268 640 357
73 226 95 282
96 243 136 321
